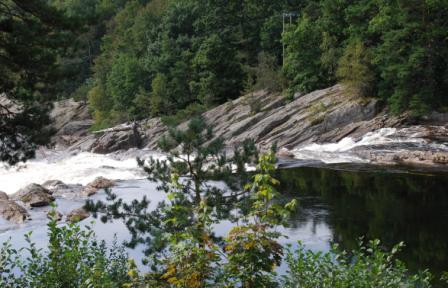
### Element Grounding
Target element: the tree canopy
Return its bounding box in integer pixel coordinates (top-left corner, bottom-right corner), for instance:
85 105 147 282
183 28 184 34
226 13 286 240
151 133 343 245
2 0 448 162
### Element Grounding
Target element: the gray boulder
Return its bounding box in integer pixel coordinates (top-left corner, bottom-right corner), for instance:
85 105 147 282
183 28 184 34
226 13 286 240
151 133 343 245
42 180 66 190
47 210 63 221
49 99 92 147
13 184 55 207
66 208 90 223
0 200 29 223
0 191 9 201
81 177 115 197
42 180 83 198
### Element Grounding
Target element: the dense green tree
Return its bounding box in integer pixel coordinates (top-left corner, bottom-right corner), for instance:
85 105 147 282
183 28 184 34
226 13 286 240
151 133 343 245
191 34 244 106
283 15 329 94
106 53 144 116
150 73 168 116
0 0 74 164
337 39 375 97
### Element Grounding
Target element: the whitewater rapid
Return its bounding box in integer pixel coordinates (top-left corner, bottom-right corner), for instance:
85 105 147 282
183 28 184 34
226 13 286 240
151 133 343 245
291 127 448 164
1 127 446 194
0 149 163 194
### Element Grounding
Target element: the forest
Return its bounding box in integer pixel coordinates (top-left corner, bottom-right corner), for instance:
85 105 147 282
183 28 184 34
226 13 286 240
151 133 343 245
56 0 448 126
1 1 448 287
2 0 447 133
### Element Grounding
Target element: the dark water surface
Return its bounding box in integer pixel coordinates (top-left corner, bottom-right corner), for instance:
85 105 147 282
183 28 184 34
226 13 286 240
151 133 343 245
276 164 448 280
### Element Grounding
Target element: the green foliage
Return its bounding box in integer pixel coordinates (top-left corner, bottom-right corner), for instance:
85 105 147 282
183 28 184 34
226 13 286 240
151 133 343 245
282 15 331 94
282 0 448 114
253 52 284 92
0 0 74 164
0 215 130 287
106 53 144 116
71 0 302 128
282 240 433 288
150 73 168 116
191 33 244 106
85 117 259 256
223 152 296 287
161 103 206 127
337 40 375 97
85 118 296 287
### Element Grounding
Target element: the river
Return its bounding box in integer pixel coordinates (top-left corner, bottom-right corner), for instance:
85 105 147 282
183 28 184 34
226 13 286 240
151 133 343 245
0 130 447 283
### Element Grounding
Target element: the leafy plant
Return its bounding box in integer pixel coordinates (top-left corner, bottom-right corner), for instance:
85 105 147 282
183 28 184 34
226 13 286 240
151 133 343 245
0 213 130 288
282 240 433 288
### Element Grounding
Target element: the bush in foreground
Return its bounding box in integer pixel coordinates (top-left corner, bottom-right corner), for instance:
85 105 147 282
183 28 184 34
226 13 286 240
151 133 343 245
0 217 130 288
282 240 433 288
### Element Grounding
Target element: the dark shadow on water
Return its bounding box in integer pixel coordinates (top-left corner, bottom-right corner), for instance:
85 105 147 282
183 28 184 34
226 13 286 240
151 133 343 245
277 165 448 281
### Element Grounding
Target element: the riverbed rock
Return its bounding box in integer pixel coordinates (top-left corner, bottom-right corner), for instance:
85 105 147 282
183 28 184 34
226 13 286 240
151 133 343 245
81 177 115 196
357 150 448 167
0 200 29 223
47 210 63 221
66 208 90 223
13 184 55 207
276 148 294 158
42 180 66 190
91 128 142 154
0 191 9 201
42 180 83 198
433 153 448 165
49 99 93 147
151 85 406 151
64 84 447 168
87 177 115 189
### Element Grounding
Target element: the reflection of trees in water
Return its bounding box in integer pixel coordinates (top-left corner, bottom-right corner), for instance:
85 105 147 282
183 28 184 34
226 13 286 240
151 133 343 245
285 196 330 234
277 167 448 276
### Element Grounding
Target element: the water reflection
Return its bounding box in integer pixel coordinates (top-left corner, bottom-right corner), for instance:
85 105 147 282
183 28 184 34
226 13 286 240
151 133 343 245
277 166 448 277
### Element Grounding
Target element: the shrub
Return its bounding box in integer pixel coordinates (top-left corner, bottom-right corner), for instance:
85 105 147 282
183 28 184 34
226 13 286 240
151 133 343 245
282 240 433 288
0 216 130 288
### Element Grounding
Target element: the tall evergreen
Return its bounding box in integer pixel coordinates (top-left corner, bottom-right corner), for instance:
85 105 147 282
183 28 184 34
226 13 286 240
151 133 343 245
0 0 74 164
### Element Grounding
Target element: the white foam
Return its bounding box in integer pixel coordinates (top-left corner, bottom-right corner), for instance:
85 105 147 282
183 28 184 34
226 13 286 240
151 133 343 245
291 127 447 164
0 151 162 194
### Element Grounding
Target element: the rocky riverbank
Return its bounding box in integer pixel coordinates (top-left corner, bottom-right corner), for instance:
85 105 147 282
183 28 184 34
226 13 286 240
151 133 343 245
0 177 115 224
50 85 448 168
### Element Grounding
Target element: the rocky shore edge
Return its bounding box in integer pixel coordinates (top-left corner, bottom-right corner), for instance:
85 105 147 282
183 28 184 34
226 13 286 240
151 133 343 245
0 177 114 224
50 84 448 168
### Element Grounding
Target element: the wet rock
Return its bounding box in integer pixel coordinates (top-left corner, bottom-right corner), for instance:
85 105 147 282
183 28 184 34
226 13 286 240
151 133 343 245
0 191 9 201
47 210 63 221
90 123 143 154
0 200 29 223
87 176 115 189
434 153 448 165
81 186 98 197
13 184 55 207
59 120 93 136
42 180 66 190
66 208 90 223
66 84 447 166
42 180 83 198
50 99 90 131
81 177 115 197
361 150 448 167
49 99 92 147
276 148 294 158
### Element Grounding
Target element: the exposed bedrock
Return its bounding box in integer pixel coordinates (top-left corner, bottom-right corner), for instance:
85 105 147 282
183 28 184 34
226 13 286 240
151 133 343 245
53 84 447 167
